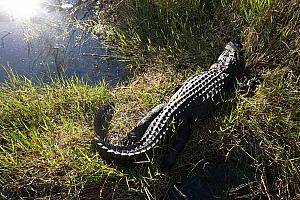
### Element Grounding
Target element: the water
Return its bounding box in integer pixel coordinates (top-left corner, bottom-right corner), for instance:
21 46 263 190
0 0 127 85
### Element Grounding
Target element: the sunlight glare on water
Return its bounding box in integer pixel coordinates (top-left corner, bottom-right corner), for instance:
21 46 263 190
0 0 42 19
0 0 127 85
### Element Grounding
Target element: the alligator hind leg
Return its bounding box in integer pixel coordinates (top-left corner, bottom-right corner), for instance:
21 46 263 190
123 103 165 145
161 117 191 172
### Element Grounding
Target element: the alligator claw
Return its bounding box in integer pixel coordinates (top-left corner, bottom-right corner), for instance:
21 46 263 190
239 76 263 94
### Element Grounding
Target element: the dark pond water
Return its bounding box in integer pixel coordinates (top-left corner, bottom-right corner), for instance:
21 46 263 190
0 0 127 85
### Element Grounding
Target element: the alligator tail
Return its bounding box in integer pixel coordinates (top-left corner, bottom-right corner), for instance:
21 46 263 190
93 104 149 163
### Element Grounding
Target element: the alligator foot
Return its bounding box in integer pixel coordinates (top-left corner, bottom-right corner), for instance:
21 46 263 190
238 76 263 95
123 103 165 145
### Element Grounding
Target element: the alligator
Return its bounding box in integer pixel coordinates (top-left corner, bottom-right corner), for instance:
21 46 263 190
94 40 259 171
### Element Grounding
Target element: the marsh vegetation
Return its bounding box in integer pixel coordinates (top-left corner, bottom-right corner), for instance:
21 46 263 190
0 0 299 199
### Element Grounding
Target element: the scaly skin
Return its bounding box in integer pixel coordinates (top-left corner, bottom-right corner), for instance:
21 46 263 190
94 41 244 170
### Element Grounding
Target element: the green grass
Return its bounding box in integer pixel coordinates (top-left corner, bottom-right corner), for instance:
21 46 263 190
218 67 300 198
0 73 124 198
87 0 300 198
1 0 300 199
0 68 186 199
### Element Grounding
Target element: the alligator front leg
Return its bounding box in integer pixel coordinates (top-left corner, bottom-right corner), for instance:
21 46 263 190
238 76 262 94
161 117 191 172
123 103 165 145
